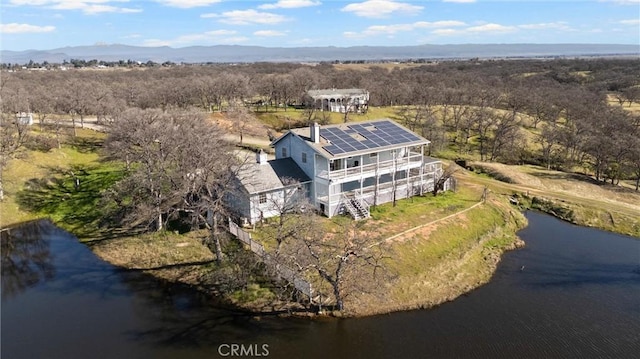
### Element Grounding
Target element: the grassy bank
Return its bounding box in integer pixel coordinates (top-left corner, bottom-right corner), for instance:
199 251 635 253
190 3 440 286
249 182 526 317
462 162 640 237
345 197 526 316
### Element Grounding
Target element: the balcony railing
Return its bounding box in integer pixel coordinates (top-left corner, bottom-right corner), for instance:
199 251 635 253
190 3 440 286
316 179 436 206
317 153 436 181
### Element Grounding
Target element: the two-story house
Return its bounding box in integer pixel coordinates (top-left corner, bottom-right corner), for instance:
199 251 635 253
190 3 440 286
306 89 369 114
269 119 448 220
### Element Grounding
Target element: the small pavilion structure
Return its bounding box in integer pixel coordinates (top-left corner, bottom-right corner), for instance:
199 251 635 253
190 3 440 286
306 89 369 114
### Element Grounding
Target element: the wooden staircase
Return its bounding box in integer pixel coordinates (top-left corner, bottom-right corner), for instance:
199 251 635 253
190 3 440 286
342 194 370 220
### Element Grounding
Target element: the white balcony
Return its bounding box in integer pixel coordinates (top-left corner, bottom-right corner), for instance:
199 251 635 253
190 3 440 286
317 153 434 182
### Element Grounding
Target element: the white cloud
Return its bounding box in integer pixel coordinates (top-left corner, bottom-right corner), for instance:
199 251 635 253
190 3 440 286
206 29 237 36
259 0 321 10
466 23 516 33
142 30 246 47
431 23 517 37
341 0 423 18
619 19 640 25
202 9 289 25
345 20 466 37
9 1 141 14
518 22 571 31
431 28 460 36
254 30 287 36
0 22 56 33
155 0 221 8
600 0 640 4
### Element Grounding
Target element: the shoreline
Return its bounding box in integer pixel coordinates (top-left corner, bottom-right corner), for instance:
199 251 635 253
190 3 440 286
1 130 636 318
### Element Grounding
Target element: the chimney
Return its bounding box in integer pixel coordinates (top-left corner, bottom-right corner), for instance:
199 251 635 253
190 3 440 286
310 122 320 144
256 149 268 165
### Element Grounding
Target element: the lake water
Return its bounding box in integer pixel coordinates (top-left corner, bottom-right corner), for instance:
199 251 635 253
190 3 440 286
2 212 639 358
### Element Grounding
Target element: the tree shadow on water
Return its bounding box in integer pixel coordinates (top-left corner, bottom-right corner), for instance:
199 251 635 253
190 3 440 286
1 220 56 300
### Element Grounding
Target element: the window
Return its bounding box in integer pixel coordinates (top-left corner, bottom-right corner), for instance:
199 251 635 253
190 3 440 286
282 147 287 157
370 152 378 159
330 159 340 171
259 193 267 204
301 152 307 163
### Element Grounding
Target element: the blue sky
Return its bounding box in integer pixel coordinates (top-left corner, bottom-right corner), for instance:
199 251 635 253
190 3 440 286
1 1 639 50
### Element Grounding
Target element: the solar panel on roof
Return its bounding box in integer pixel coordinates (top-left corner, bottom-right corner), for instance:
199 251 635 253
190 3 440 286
320 120 426 157
351 142 368 150
324 145 345 155
361 140 377 148
367 133 391 146
405 134 421 141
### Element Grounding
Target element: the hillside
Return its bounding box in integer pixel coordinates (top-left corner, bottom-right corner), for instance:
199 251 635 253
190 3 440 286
2 43 639 64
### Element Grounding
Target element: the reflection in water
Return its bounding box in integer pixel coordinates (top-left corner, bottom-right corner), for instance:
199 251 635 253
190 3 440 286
2 214 639 359
1 221 56 300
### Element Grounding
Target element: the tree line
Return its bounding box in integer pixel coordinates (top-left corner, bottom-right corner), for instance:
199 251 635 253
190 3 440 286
5 58 638 187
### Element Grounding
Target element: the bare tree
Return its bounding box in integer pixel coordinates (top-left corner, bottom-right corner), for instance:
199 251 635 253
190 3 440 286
432 164 457 196
0 113 30 201
628 136 640 191
0 80 31 201
227 102 253 144
170 112 250 264
104 108 186 231
488 111 522 162
282 219 387 311
247 186 314 282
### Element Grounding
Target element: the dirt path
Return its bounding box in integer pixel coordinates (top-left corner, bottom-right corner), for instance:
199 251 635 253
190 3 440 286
370 200 484 247
56 117 274 150
456 165 640 219
222 133 272 148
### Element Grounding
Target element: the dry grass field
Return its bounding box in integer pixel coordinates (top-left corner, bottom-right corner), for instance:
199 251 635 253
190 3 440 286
332 62 430 72
461 162 640 236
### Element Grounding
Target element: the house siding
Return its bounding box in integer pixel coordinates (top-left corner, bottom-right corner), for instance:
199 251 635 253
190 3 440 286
275 133 318 206
249 190 285 224
274 134 292 160
261 120 450 220
226 179 252 222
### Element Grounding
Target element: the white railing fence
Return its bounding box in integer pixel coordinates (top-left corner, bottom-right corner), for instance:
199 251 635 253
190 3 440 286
228 219 313 299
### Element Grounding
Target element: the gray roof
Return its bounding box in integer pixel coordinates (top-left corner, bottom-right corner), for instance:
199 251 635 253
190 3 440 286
281 118 430 160
307 88 368 98
237 157 310 194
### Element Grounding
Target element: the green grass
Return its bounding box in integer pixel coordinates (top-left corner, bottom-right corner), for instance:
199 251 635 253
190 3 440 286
250 185 483 252
388 203 505 271
366 185 481 237
1 129 108 228
230 283 276 304
16 162 127 237
254 106 411 132
1 127 130 239
349 197 527 315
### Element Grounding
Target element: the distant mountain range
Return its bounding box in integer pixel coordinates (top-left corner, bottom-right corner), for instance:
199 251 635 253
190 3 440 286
1 43 638 64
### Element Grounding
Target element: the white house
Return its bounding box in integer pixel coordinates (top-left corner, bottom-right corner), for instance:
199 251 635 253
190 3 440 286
229 119 449 223
16 112 33 126
270 119 449 220
227 150 311 225
306 89 369 114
